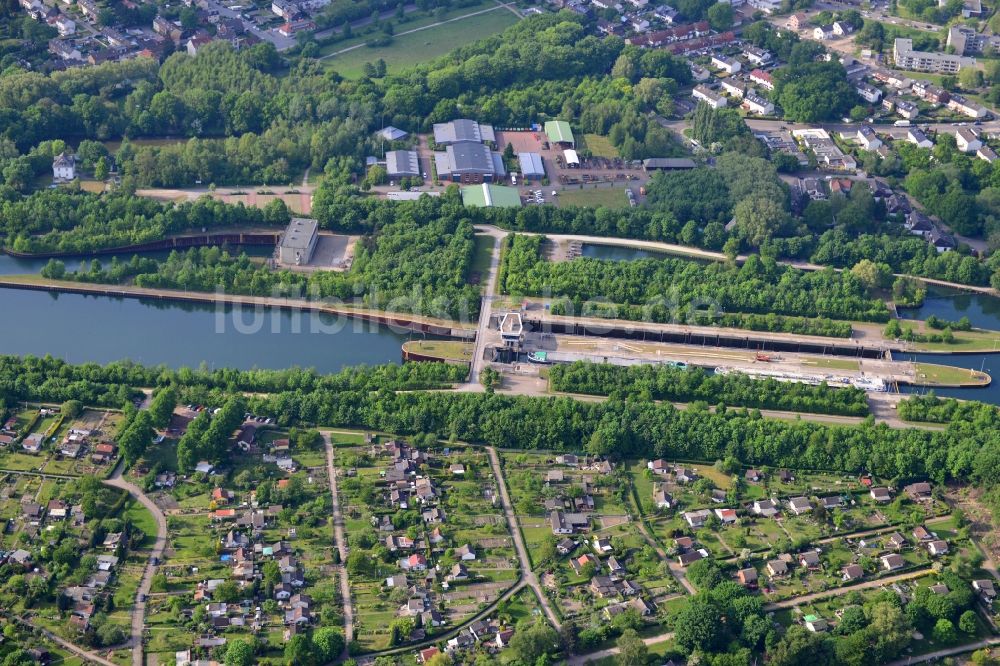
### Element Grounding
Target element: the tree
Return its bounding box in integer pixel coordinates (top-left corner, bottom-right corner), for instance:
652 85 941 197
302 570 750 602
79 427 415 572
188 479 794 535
733 196 787 247
768 626 835 666
932 618 958 643
94 157 109 182
850 259 890 291
616 628 648 666
225 639 255 666
148 386 177 428
313 627 345 662
61 399 83 419
508 620 559 664
674 596 726 652
707 2 734 30
284 634 318 666
959 609 978 634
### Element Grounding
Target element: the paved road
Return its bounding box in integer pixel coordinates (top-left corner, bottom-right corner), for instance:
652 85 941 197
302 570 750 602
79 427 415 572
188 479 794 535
763 568 933 610
103 459 168 666
485 445 562 630
468 230 506 386
567 630 675 665
322 432 355 653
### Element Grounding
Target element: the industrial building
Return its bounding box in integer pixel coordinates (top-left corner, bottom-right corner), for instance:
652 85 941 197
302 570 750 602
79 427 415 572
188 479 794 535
385 150 420 178
278 217 319 266
432 119 495 146
461 184 522 208
435 142 506 183
544 120 576 147
518 152 546 180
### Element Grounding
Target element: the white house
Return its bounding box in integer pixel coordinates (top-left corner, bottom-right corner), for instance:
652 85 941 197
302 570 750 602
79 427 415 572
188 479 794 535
742 93 774 115
955 128 982 153
907 128 934 149
692 85 727 109
856 82 882 103
711 54 741 74
857 126 882 150
52 152 76 181
813 25 835 40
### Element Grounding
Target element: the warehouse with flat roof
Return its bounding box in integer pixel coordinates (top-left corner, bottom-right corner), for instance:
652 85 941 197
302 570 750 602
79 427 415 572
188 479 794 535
461 183 522 208
385 150 420 178
544 120 575 147
278 217 319 265
518 152 545 179
642 158 697 171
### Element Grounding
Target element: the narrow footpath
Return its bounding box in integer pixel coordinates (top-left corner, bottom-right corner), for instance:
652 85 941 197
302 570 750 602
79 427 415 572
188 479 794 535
485 445 562 630
322 432 355 653
763 568 934 611
103 458 168 666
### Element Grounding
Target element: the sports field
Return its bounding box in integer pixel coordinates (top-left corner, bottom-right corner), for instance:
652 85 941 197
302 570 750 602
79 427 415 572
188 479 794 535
321 5 519 78
558 186 630 209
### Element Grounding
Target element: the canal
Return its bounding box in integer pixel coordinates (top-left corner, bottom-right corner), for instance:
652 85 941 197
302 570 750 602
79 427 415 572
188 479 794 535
0 253 410 372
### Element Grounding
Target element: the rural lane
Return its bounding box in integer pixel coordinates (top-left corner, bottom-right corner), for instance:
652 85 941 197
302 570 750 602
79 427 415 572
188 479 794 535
763 568 934 611
485 445 562 630
323 432 355 654
103 458 168 666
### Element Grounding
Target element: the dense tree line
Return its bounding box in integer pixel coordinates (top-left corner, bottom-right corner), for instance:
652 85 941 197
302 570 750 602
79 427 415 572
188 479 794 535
549 362 870 416
898 394 1000 425
176 396 245 471
54 206 481 319
499 234 890 324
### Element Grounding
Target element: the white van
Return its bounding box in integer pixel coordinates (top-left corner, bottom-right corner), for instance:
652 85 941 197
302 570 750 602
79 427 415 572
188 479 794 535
511 173 517 186
894 120 911 127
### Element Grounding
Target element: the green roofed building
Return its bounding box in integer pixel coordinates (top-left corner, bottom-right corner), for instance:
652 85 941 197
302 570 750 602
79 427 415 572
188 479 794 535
544 120 575 147
461 183 522 208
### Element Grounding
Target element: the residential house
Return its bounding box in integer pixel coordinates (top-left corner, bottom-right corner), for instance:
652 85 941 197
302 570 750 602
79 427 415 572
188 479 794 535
785 12 807 29
956 128 982 152
556 538 577 556
788 497 812 516
804 614 828 632
674 467 697 484
742 93 774 115
711 54 741 74
973 579 996 602
752 499 779 517
593 537 613 554
913 526 932 541
678 549 708 566
647 459 670 475
977 145 999 163
799 551 821 569
714 508 737 525
886 532 907 549
927 540 949 556
571 553 600 575
766 560 789 577
881 553 906 571
737 567 758 588
870 487 892 502
455 544 476 561
814 25 835 40
842 564 864 581
745 469 763 483
857 126 882 150
904 482 933 502
652 483 674 509
721 78 747 99
743 45 773 66
692 85 727 109
683 509 712 528
833 20 855 36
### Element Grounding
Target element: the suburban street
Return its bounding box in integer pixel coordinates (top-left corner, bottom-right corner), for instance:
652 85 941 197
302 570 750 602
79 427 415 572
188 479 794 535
103 458 168 666
322 432 355 654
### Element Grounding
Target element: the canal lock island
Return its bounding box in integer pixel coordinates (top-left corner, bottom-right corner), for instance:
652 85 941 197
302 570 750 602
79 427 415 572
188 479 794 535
6 8 1000 666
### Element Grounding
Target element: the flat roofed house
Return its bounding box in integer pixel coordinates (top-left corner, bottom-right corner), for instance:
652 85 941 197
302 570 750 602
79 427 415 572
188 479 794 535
278 218 319 266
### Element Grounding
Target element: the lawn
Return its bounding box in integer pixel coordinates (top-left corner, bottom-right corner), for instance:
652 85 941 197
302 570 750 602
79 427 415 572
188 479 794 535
471 233 495 287
321 6 519 78
800 358 860 371
581 134 620 158
557 186 630 209
912 362 989 387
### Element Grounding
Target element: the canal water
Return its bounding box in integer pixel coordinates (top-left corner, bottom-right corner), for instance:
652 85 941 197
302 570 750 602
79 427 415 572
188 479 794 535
581 243 713 263
0 253 410 372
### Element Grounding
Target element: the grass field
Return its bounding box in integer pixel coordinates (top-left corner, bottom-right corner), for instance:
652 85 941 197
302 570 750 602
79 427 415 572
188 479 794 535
403 339 474 361
557 186 630 209
321 6 519 78
912 362 990 387
581 134 620 158
801 358 861 371
471 233 494 284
